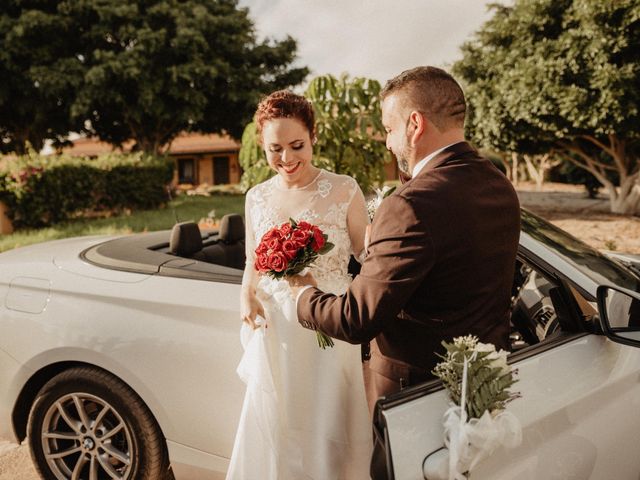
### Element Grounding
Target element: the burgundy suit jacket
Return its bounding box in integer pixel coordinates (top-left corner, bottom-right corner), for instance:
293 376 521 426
297 142 520 403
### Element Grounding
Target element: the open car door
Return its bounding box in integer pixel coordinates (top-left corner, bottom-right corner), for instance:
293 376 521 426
375 284 640 479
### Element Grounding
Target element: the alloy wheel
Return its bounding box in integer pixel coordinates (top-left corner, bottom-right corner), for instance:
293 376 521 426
41 392 133 480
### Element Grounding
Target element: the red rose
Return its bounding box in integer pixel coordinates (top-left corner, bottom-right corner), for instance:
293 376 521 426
255 241 268 255
262 227 282 242
297 221 313 231
255 253 270 272
266 237 282 253
279 222 293 237
311 227 326 252
291 228 310 248
268 251 288 272
282 239 300 260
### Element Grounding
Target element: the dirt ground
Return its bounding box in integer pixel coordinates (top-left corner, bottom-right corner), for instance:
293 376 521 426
516 181 640 254
0 440 35 479
1 181 639 478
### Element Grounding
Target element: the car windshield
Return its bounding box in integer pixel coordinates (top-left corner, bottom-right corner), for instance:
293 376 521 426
522 209 640 291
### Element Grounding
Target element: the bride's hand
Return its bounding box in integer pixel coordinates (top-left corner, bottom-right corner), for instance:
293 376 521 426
241 291 265 329
288 272 317 299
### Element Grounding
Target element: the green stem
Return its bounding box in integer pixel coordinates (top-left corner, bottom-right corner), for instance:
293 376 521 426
316 331 334 349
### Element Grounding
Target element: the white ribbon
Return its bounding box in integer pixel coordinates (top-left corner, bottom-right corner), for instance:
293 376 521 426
446 352 472 480
425 351 522 480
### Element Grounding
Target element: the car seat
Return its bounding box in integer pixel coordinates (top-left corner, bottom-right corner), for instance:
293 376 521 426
169 215 245 269
210 213 245 270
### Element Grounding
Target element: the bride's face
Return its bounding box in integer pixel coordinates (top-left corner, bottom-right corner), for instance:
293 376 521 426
262 117 316 188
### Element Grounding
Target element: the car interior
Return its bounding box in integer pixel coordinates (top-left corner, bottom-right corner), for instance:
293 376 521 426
168 214 246 270
509 257 598 351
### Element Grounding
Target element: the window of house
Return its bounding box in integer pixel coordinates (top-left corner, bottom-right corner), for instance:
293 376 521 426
178 158 195 184
213 156 230 185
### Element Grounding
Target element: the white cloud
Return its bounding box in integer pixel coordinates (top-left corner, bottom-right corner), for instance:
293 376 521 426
239 0 506 84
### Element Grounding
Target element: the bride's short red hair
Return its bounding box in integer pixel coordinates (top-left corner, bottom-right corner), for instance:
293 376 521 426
255 90 315 140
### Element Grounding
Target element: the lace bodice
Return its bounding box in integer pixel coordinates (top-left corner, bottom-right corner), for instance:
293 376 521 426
245 169 366 294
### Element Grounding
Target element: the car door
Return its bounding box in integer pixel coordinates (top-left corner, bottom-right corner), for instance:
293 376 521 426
377 259 640 479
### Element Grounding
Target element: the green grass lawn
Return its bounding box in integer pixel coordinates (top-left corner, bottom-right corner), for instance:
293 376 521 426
0 194 246 253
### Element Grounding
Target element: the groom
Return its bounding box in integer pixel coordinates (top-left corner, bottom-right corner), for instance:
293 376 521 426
291 65 520 475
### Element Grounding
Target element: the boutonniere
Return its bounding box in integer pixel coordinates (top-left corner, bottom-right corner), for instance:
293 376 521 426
366 185 396 221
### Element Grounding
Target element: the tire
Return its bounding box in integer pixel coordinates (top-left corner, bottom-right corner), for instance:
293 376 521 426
27 366 170 480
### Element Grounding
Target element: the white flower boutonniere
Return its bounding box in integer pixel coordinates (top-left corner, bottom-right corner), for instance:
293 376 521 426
366 185 396 221
424 335 522 480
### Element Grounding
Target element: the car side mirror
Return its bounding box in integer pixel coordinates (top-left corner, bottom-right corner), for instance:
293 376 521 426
596 285 640 347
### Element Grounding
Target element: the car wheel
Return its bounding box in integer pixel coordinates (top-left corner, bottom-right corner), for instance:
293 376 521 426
27 366 170 480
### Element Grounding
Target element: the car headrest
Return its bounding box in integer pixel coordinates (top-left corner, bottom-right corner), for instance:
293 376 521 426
219 214 245 243
169 222 203 256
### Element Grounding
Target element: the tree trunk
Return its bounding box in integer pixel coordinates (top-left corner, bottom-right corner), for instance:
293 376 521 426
608 176 640 215
522 154 550 191
135 136 164 155
557 136 640 216
511 152 519 186
497 153 512 182
11 130 44 155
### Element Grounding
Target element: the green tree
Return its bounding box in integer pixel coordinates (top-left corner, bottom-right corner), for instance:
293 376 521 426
306 74 390 193
69 0 308 153
239 74 390 193
0 1 307 155
454 0 640 214
0 3 83 153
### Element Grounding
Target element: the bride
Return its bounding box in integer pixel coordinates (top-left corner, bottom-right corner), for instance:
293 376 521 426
226 90 372 480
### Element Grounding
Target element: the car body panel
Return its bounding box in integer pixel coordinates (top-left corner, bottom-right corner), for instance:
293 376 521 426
0 237 246 477
0 347 23 440
167 440 227 480
382 333 640 479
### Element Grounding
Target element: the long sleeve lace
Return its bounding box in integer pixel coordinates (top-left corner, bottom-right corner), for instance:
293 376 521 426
346 185 369 263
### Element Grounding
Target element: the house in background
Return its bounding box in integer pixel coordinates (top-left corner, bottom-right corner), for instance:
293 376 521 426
63 132 242 186
64 132 400 186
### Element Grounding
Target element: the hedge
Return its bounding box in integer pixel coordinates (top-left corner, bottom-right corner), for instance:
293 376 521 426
0 152 174 229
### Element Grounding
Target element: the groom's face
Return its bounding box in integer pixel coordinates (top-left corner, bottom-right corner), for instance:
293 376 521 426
382 94 412 177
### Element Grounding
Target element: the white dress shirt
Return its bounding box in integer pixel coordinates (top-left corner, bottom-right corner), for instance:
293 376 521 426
412 142 461 178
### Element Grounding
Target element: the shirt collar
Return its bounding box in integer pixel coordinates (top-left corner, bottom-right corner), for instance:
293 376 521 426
411 142 461 178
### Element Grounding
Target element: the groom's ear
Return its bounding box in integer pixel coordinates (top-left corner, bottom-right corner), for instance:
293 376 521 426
408 110 425 145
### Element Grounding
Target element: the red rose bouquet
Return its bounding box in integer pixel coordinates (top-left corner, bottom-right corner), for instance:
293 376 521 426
254 218 335 348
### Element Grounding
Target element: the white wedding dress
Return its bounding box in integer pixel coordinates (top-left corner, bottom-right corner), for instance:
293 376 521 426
226 169 372 480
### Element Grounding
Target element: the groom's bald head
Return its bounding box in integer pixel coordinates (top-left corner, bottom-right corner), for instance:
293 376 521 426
381 66 466 132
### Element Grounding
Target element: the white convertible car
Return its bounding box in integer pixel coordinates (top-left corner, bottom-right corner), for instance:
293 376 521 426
0 211 639 480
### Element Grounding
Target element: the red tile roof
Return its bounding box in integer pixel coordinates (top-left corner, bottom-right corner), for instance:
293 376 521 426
167 133 240 154
62 132 240 156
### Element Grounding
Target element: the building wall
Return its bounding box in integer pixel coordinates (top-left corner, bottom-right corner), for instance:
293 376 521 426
198 158 213 184
172 152 242 186
0 201 13 234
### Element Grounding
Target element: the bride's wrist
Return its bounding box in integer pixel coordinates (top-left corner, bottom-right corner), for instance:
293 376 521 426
241 287 256 299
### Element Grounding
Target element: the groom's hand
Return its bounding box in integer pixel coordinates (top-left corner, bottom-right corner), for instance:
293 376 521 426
288 272 317 299
364 224 372 253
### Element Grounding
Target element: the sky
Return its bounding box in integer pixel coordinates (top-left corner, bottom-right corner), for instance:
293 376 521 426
238 0 510 85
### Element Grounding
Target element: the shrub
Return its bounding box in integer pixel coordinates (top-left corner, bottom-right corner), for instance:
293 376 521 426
0 151 173 229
